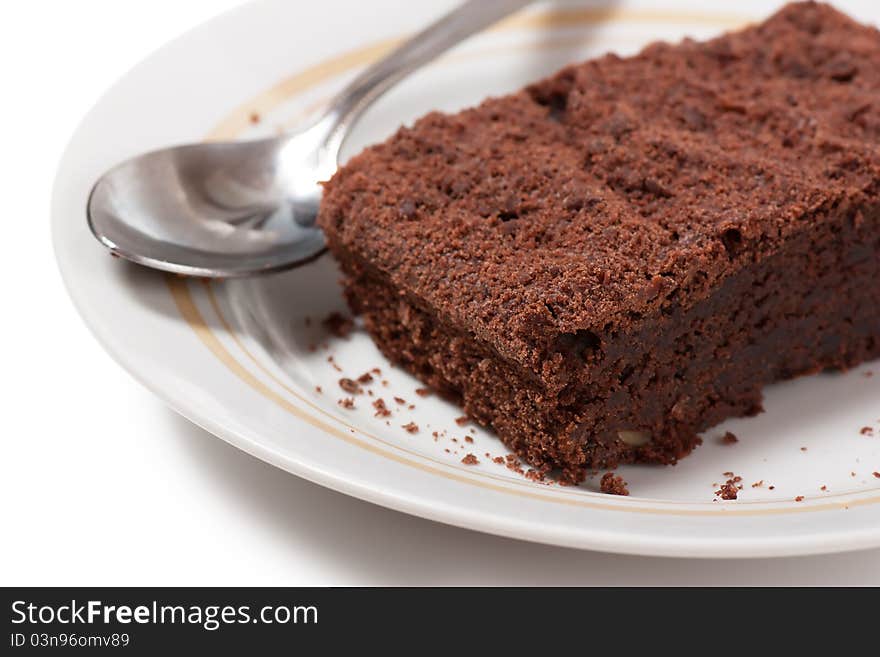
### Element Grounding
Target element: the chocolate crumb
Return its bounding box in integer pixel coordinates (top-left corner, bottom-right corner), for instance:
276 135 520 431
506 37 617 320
454 416 469 426
525 468 546 482
716 482 738 500
820 485 828 491
402 421 419 434
505 454 525 475
372 398 391 417
800 447 808 452
769 485 776 490
338 378 361 394
465 436 474 443
795 495 805 502
715 473 741 500
249 111 261 124
322 312 354 338
751 480 764 488
860 426 874 436
314 385 322 394
337 397 355 409
600 472 630 496
493 456 505 464
871 471 880 478
357 372 374 384
393 397 406 405
327 355 342 372
415 387 431 397
461 453 479 465
720 431 738 445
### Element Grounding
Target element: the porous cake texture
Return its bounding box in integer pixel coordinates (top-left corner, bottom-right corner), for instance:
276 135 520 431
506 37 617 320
318 2 880 482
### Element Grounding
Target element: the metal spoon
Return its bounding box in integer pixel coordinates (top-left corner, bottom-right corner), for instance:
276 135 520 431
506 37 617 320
87 0 532 277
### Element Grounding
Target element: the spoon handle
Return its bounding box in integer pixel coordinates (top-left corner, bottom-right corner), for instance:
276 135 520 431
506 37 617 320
317 0 534 159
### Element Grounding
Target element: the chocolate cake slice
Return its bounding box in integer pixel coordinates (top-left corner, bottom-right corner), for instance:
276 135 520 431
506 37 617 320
318 2 880 482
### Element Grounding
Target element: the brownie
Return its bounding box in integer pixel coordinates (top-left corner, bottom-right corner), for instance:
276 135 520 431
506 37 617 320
318 2 880 483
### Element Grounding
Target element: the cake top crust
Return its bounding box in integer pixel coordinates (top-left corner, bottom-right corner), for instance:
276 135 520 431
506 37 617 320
319 2 880 371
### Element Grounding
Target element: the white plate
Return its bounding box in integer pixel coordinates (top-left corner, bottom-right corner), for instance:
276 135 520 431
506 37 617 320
53 0 880 558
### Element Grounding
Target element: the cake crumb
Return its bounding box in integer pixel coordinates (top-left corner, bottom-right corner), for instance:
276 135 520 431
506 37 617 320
314 386 322 394
357 372 374 384
249 111 261 124
795 495 805 502
493 456 505 464
525 468 547 482
873 472 880 479
860 426 874 436
454 416 469 426
751 480 763 488
393 397 406 405
464 436 474 443
327 355 342 372
415 387 431 397
338 378 361 395
372 398 391 418
600 472 629 496
461 454 479 465
322 312 354 338
337 397 355 409
720 431 738 445
716 482 738 500
715 472 742 500
820 485 828 491
505 454 525 475
402 422 419 434
800 447 808 452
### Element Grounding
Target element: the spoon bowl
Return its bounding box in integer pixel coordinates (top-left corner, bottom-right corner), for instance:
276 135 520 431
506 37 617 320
88 120 334 277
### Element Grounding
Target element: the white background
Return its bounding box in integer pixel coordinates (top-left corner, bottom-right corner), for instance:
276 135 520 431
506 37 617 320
2 0 880 585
